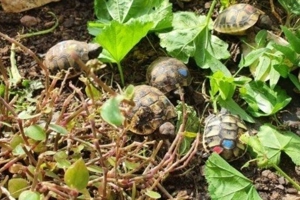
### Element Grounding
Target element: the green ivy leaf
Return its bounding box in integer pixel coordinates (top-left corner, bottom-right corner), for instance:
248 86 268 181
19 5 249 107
239 81 291 116
205 153 261 200
64 158 89 190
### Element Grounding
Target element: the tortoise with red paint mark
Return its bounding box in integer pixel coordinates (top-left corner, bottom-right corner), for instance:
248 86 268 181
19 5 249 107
203 109 248 161
214 3 273 35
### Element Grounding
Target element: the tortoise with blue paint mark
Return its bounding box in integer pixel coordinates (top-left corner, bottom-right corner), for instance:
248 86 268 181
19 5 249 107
203 109 248 161
146 57 191 94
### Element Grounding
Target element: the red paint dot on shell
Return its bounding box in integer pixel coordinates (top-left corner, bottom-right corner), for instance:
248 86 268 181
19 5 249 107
212 146 224 154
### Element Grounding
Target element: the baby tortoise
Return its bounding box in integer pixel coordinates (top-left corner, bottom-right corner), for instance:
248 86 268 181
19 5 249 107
214 3 273 35
203 109 248 161
44 40 102 78
128 85 177 135
146 57 191 94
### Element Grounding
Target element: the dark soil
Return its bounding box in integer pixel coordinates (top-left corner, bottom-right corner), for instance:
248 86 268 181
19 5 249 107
1 0 300 199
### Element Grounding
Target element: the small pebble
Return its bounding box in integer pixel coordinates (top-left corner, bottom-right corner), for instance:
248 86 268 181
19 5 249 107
254 183 264 190
63 17 74 28
295 166 300 175
286 188 298 194
204 2 211 9
267 172 278 182
261 169 272 177
261 169 278 182
270 191 280 199
283 194 300 200
275 184 284 190
20 15 40 27
278 176 286 185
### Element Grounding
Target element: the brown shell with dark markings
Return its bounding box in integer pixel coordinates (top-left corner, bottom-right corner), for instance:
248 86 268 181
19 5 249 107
44 40 102 78
214 3 272 35
203 109 248 161
146 57 191 94
128 85 177 135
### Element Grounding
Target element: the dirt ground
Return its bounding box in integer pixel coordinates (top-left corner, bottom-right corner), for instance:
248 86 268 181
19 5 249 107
1 0 300 199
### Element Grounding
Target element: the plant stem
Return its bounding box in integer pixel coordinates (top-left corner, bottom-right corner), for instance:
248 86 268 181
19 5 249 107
205 0 217 25
272 163 300 191
18 12 59 39
117 62 125 86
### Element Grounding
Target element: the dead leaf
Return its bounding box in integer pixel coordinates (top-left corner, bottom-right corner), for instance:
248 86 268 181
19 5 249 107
1 0 60 13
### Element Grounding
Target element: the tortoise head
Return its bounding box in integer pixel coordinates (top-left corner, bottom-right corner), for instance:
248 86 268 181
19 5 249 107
159 122 175 136
87 43 102 59
257 14 274 30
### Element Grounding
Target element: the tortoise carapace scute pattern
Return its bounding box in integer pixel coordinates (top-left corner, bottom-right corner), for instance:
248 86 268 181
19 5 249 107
203 109 248 161
146 57 191 94
44 40 101 78
128 85 177 135
213 3 271 35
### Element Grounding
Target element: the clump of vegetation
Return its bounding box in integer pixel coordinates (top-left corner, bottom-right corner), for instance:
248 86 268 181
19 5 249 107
1 0 300 199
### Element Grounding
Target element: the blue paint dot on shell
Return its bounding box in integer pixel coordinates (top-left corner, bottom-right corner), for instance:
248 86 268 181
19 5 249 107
178 68 188 77
222 139 235 149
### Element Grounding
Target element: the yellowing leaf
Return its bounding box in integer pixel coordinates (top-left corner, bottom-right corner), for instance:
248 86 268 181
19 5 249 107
8 178 29 198
64 158 89 190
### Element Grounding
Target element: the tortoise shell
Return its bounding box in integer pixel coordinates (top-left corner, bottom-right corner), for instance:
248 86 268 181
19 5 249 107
214 3 272 35
44 40 102 78
146 57 191 94
203 109 248 161
128 85 177 135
